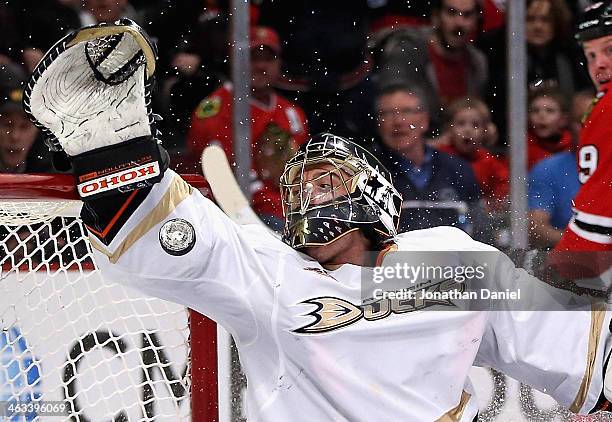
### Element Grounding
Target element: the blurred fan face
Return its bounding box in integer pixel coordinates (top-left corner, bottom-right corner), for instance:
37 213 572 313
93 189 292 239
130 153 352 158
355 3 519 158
526 0 554 48
434 0 479 50
0 112 38 170
251 47 280 91
528 96 566 139
449 107 485 156
583 35 612 91
377 91 429 153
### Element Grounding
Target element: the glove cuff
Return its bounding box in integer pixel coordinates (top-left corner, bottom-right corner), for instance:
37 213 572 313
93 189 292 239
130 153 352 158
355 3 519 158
73 136 168 200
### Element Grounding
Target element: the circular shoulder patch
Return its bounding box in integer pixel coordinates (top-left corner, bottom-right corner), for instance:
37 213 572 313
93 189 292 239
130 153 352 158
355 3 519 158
195 96 221 119
159 218 196 256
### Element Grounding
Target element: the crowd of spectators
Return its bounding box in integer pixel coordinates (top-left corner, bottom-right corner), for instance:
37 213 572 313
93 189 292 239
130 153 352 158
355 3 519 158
0 0 598 252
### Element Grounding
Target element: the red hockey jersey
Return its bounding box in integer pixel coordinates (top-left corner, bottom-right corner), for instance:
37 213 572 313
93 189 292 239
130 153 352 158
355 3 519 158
555 85 612 253
186 82 309 167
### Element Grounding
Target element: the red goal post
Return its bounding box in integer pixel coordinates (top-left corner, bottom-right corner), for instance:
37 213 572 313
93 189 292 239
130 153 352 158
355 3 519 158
0 173 218 421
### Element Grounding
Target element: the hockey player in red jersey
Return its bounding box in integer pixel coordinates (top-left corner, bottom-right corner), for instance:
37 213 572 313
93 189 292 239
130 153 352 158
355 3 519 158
22 18 612 420
550 2 612 280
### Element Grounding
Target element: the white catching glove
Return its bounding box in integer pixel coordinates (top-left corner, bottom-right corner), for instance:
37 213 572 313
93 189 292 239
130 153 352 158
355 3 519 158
23 18 166 199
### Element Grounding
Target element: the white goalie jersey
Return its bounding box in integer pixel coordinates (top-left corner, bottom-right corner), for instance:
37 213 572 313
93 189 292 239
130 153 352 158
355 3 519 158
88 171 612 421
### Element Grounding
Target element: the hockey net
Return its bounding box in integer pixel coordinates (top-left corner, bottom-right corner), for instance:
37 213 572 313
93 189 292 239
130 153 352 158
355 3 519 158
0 173 217 421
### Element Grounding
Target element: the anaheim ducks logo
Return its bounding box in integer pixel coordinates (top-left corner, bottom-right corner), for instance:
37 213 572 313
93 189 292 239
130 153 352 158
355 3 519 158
293 297 362 334
294 279 463 334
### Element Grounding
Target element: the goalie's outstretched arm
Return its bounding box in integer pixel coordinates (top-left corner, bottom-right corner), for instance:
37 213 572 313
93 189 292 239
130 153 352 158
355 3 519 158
22 18 268 343
83 169 266 345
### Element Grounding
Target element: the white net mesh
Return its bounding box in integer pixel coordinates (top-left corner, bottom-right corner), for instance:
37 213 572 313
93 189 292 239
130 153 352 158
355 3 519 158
0 200 81 226
0 202 193 421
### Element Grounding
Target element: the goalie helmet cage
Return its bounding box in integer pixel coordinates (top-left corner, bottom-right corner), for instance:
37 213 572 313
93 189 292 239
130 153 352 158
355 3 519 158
0 173 218 422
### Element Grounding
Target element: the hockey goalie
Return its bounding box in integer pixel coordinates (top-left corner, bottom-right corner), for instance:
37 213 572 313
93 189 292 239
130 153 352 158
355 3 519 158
23 18 612 421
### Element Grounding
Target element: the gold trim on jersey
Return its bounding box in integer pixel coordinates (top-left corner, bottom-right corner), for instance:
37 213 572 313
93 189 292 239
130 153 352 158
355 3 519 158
570 302 606 413
293 283 464 334
435 390 471 422
89 176 192 263
89 234 112 259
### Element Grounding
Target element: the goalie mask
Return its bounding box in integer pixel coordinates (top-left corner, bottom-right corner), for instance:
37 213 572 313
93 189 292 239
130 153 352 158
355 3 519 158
280 133 402 249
